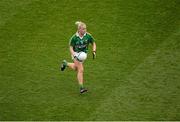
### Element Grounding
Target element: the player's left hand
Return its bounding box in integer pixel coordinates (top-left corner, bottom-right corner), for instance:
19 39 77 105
92 51 96 59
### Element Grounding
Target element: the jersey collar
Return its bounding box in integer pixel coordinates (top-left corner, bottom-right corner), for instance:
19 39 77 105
76 32 87 39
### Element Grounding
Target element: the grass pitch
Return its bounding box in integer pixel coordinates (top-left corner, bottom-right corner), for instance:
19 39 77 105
0 0 180 120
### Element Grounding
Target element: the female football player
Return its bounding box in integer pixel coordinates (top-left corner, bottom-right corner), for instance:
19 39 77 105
61 21 96 94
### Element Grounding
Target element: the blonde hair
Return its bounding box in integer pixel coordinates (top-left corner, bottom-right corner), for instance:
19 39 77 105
75 21 86 29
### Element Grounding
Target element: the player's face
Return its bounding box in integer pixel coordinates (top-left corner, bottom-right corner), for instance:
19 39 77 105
79 26 86 35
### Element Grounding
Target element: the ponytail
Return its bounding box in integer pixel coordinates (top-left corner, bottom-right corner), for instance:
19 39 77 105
75 21 86 29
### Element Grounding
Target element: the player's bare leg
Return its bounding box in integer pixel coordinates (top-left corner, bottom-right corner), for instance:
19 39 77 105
67 63 77 70
74 60 87 93
61 59 87 93
61 60 77 71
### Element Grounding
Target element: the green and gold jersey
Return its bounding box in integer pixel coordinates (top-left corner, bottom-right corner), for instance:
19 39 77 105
69 32 95 53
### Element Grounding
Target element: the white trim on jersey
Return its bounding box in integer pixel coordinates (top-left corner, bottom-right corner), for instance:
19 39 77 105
76 32 87 39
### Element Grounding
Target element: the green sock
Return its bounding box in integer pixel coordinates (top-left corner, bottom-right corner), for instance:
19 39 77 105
63 60 67 67
79 83 84 89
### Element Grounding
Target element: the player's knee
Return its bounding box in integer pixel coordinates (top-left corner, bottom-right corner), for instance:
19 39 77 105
78 67 84 73
78 69 84 73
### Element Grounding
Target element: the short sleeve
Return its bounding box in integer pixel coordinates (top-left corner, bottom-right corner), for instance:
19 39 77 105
89 34 95 44
69 36 75 47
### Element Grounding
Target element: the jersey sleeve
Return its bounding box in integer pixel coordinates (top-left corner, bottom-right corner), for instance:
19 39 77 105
88 34 95 44
69 35 75 47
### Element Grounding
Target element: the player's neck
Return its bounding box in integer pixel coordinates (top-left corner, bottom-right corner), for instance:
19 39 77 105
79 33 84 37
